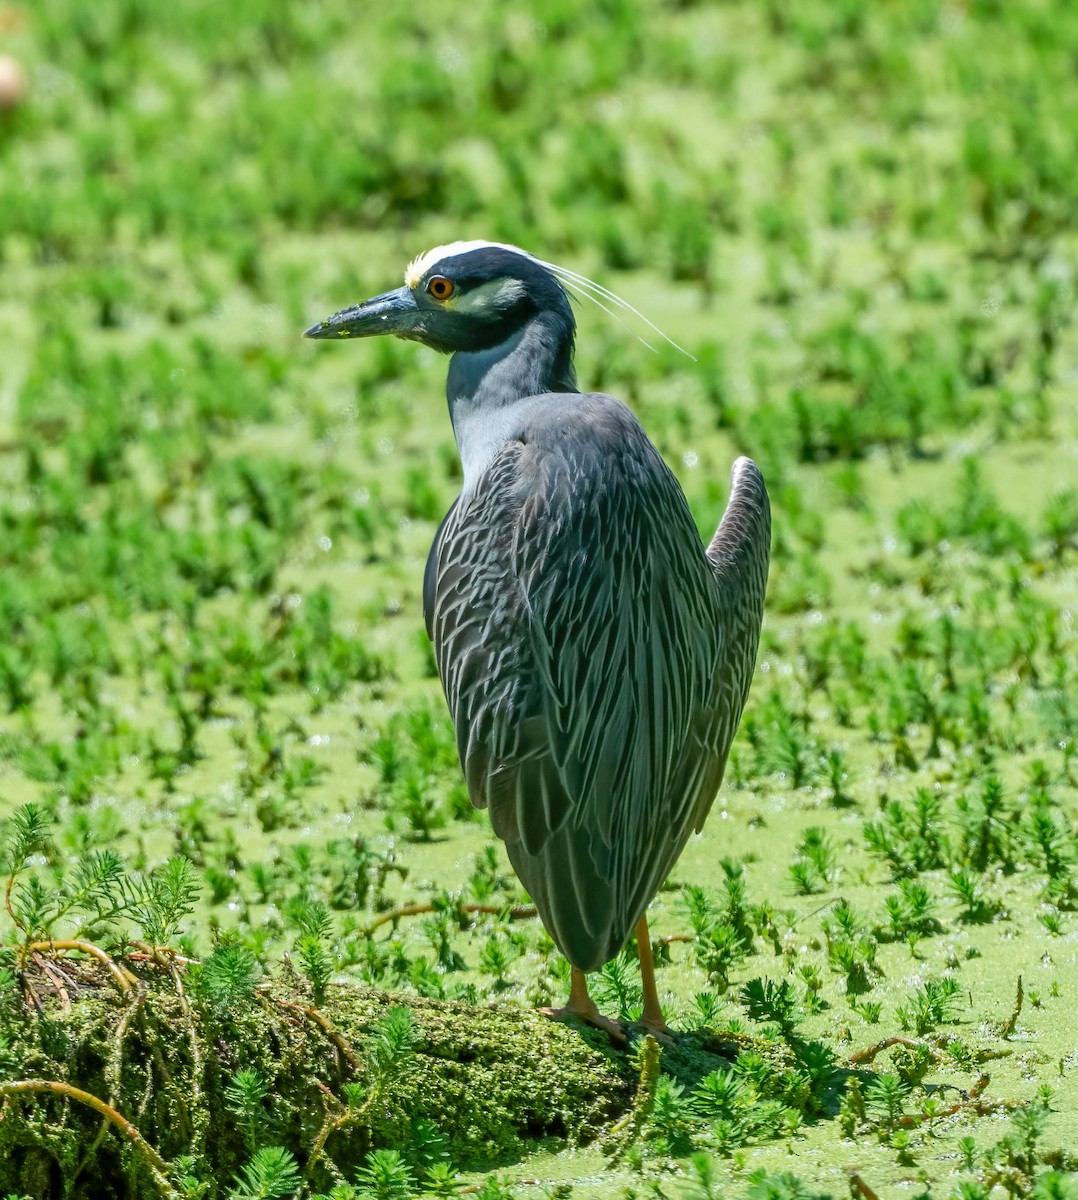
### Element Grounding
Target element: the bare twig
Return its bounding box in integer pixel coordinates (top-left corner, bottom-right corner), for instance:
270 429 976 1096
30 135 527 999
362 901 537 935
999 975 1023 1040
895 1075 1020 1126
38 952 82 994
848 1171 882 1200
127 941 200 967
0 1080 177 1198
849 1036 934 1066
31 951 72 1010
655 933 693 947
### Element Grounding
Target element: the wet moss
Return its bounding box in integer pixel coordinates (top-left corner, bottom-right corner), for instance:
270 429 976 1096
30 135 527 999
325 985 634 1166
0 968 635 1197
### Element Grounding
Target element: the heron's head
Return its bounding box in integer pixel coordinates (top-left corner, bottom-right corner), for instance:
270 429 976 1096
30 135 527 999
303 241 575 356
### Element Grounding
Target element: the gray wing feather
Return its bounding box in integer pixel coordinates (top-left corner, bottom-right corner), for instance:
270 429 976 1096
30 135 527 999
423 498 458 640
428 396 770 972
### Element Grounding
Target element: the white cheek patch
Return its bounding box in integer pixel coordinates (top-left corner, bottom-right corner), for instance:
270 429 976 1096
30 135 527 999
452 278 526 314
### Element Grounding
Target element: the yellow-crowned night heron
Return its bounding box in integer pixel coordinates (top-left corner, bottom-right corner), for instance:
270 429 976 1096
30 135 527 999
305 241 770 1035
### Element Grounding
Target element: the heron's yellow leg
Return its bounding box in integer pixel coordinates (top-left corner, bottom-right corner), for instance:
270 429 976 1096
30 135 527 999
635 915 670 1036
540 968 625 1040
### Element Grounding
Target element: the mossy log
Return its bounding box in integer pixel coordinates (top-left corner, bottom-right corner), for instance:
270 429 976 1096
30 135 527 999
0 952 760 1199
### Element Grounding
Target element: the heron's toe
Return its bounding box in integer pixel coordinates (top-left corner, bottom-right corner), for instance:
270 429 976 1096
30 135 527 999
626 1020 676 1047
539 1003 627 1042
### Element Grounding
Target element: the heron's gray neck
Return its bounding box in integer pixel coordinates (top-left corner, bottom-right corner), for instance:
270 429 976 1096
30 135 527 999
446 313 577 490
447 312 576 422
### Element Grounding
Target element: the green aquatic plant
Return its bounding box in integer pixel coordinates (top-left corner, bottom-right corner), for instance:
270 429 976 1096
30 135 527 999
228 1146 304 1200
787 826 839 895
896 976 963 1036
864 1073 909 1143
947 869 1000 925
1043 490 1078 562
225 1069 275 1157
353 1148 415 1200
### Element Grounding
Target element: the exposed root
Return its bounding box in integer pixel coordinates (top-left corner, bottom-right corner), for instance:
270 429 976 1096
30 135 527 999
305 1081 358 1183
73 986 150 1188
165 955 205 1152
108 989 149 1104
0 1079 177 1198
894 1074 1022 1125
266 994 362 1073
25 939 136 996
849 1036 939 1066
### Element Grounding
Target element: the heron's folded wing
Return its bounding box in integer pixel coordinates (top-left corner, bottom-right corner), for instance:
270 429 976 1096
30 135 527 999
429 396 735 967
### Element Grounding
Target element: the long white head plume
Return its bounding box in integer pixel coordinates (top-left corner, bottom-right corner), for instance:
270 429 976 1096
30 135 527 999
405 240 696 361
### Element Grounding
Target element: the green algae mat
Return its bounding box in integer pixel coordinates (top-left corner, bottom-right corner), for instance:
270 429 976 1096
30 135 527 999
1 0 1078 1196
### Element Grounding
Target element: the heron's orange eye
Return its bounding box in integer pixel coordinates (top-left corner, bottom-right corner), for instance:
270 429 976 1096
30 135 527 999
427 276 454 301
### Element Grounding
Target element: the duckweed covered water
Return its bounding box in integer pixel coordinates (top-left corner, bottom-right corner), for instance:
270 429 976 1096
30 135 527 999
1 0 1077 1196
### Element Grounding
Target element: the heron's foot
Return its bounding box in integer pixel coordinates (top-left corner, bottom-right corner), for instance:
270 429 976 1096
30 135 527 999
540 1001 627 1041
624 1022 667 1041
627 1017 675 1046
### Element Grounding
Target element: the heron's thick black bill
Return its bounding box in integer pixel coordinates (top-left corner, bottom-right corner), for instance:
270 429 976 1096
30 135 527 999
303 286 418 339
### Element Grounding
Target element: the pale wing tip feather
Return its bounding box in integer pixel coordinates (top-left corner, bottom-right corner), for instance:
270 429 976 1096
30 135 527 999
729 456 766 496
708 456 770 567
731 455 757 483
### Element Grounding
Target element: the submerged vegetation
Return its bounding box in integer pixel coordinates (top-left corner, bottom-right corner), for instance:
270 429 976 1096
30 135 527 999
1 0 1077 1195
